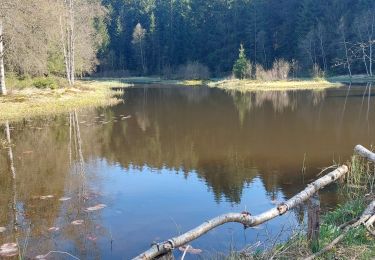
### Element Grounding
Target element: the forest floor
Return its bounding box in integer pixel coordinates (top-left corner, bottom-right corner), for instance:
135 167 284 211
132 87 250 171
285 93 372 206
0 77 128 123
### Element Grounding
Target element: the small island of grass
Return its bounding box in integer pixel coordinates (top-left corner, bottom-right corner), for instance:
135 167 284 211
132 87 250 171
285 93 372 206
207 78 342 92
207 44 342 92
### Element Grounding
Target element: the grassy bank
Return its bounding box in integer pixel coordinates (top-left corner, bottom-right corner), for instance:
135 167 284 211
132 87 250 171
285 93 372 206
85 76 206 86
208 78 342 92
222 155 375 260
329 74 375 84
0 76 130 123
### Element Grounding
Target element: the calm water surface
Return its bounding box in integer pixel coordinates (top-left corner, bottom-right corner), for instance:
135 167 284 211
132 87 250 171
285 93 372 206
0 84 374 259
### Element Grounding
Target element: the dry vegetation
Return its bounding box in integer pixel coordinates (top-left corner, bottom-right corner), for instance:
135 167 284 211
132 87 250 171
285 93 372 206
208 78 342 92
0 78 127 123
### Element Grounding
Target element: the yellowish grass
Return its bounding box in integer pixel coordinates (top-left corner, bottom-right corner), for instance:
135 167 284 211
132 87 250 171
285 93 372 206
0 80 127 123
208 78 342 92
181 80 205 86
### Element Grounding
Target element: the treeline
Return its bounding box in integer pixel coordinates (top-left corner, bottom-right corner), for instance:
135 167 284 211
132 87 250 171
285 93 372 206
98 0 375 78
1 0 375 86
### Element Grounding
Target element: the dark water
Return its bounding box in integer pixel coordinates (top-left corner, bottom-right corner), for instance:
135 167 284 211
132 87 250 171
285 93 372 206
0 84 374 259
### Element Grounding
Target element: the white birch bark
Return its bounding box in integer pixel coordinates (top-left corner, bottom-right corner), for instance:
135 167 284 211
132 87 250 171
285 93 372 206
355 145 375 162
0 20 7 95
134 165 349 260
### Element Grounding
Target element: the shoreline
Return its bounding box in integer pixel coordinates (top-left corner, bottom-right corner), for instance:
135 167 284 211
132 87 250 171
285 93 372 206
0 79 130 123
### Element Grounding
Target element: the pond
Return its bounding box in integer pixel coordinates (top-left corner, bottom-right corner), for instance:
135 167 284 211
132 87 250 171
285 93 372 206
0 84 374 259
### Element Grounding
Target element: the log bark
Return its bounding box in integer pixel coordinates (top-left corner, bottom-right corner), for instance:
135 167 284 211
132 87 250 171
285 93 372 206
307 193 320 249
354 145 375 163
133 165 348 260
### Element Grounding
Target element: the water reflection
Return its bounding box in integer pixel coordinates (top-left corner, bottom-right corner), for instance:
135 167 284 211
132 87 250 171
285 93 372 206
0 84 374 258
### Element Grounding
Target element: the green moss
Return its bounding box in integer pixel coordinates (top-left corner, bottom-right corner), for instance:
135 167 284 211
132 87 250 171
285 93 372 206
32 77 58 89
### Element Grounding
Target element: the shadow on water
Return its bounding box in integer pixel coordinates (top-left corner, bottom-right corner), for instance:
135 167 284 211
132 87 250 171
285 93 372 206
0 84 374 258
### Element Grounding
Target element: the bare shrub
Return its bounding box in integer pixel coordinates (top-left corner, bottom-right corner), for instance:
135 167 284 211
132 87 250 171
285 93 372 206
255 59 291 81
312 63 325 78
272 59 291 80
161 64 173 79
255 64 270 81
176 61 210 80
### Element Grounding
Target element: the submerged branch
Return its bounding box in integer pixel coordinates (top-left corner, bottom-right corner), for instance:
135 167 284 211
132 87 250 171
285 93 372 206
133 165 348 259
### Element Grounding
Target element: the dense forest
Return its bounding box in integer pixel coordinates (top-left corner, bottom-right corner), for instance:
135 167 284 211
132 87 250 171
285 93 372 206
1 0 375 81
98 0 375 78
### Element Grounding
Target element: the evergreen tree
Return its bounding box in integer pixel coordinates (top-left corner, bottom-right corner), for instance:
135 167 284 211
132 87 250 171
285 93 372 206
233 44 251 79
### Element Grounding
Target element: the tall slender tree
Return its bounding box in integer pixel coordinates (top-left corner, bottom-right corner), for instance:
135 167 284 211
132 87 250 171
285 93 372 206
0 20 6 95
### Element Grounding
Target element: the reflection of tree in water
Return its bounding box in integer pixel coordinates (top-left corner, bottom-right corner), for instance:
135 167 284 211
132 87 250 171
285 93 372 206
230 90 327 124
0 116 105 259
81 88 342 206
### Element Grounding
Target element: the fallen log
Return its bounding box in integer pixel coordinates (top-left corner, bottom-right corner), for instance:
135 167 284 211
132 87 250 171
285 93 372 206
133 165 348 260
304 199 375 260
355 145 375 163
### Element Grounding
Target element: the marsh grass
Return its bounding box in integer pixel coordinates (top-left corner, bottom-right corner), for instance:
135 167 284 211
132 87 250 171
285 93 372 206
207 78 342 92
344 154 375 198
0 78 127 123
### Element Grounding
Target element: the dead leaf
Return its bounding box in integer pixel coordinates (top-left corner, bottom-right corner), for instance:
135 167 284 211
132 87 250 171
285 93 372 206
178 245 202 255
85 204 107 212
22 151 33 154
59 197 71 201
71 220 84 225
48 227 60 232
0 227 6 233
40 195 54 200
0 243 18 257
87 235 97 241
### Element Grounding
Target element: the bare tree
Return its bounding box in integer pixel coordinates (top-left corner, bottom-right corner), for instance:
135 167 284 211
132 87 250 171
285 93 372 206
317 23 327 73
339 18 352 78
59 0 107 83
0 20 6 95
60 0 75 85
354 8 375 77
132 23 147 74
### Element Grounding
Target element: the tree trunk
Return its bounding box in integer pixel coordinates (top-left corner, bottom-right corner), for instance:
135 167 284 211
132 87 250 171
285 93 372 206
355 145 375 162
5 121 18 231
307 193 320 250
133 165 348 260
69 0 75 85
0 20 7 95
60 15 71 85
